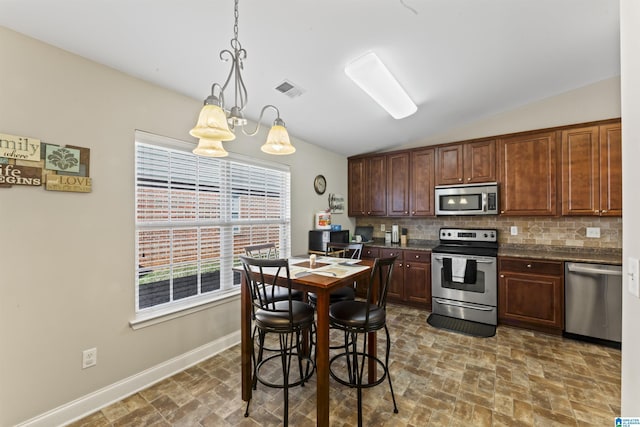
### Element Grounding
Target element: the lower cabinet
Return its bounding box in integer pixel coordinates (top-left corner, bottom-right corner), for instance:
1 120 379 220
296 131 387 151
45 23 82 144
498 257 564 334
380 248 431 309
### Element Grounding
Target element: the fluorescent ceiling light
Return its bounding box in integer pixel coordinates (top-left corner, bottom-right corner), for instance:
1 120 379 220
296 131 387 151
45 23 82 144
345 51 417 119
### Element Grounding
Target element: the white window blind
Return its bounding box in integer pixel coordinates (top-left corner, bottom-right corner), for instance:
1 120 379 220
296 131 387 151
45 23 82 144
135 132 291 313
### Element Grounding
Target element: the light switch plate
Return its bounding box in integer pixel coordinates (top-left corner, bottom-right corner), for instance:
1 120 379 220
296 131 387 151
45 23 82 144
629 257 640 298
586 227 601 238
510 226 517 236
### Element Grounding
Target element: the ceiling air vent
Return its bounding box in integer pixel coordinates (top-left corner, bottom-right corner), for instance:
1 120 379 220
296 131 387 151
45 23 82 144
275 80 305 98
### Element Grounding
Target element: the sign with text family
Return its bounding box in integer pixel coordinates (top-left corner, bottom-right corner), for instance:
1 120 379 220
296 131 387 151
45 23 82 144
0 131 91 193
0 132 41 161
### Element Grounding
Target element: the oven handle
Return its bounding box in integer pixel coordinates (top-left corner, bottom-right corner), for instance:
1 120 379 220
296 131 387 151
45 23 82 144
432 255 495 264
433 298 494 311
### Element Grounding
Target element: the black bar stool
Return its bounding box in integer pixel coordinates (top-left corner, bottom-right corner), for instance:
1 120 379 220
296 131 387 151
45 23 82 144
328 256 399 427
239 256 315 426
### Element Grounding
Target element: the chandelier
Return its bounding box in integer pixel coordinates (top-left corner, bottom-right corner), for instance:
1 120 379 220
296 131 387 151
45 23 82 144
189 0 295 157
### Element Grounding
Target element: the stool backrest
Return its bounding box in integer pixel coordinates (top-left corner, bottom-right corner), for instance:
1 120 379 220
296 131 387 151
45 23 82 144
244 243 279 259
365 256 397 316
239 255 294 322
325 242 363 260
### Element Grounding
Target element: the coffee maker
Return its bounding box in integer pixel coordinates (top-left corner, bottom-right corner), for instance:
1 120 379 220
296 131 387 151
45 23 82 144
391 224 400 244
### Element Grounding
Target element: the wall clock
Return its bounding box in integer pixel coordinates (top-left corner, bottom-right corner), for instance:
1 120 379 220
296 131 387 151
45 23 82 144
314 174 326 195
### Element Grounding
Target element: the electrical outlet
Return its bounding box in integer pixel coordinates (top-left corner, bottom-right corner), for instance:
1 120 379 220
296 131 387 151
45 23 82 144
586 227 601 238
380 224 385 232
510 226 518 236
82 348 97 369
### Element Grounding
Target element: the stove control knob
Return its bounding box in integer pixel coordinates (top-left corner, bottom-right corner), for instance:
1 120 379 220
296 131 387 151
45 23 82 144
484 233 488 238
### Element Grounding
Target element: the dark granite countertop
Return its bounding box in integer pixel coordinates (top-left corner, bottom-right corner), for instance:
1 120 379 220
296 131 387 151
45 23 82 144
361 240 622 265
498 244 622 265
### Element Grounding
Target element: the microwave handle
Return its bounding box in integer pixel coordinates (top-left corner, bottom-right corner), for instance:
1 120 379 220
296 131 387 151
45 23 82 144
482 192 487 212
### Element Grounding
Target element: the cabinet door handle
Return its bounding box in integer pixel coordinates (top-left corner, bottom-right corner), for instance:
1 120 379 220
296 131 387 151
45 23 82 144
500 210 505 214
526 264 532 268
500 274 504 278
415 255 420 259
467 177 471 181
458 178 463 182
411 211 415 215
602 210 608 213
406 264 410 268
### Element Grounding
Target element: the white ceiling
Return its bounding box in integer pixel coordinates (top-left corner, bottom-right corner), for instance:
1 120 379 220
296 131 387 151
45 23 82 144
0 0 620 157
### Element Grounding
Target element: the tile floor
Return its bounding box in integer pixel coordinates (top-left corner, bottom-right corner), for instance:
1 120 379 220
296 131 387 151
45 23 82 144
68 304 621 426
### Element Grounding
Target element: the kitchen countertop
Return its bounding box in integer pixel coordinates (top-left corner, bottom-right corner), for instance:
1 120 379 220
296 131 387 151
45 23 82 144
360 239 622 265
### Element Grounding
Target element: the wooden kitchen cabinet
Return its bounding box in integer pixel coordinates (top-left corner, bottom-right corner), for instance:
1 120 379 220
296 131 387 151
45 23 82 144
348 155 387 216
387 148 436 217
410 148 436 216
386 151 410 216
498 131 558 216
380 248 431 309
498 257 564 334
436 139 496 185
561 121 621 216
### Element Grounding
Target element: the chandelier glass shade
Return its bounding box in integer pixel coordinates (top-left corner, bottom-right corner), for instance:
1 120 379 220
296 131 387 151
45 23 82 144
190 0 294 157
192 138 229 157
261 121 296 155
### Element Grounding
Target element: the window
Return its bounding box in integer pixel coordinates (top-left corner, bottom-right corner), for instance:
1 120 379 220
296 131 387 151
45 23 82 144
135 131 291 313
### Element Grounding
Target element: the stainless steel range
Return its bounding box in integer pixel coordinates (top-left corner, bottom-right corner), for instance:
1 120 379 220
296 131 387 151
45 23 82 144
431 228 498 325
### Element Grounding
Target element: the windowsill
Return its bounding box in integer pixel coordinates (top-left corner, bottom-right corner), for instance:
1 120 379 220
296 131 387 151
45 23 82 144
129 288 241 330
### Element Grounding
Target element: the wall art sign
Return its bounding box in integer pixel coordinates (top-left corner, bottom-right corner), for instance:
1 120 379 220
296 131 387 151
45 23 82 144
45 145 80 173
0 132 41 161
328 193 345 214
0 164 42 186
1 131 91 192
45 174 92 193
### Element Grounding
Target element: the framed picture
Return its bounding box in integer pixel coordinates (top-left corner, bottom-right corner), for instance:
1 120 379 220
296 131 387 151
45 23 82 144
328 193 344 214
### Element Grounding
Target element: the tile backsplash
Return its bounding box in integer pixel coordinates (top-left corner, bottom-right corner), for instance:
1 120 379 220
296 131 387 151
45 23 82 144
357 216 622 249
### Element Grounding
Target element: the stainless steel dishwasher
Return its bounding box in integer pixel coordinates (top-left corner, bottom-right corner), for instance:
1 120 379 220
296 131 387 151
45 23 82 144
565 262 622 344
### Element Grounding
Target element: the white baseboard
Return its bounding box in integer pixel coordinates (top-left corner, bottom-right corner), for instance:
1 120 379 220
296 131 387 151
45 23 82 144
16 331 241 427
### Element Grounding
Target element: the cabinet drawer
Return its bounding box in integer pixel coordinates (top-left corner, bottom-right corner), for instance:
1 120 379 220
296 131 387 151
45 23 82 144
362 247 380 259
402 250 431 263
381 248 404 259
499 257 563 276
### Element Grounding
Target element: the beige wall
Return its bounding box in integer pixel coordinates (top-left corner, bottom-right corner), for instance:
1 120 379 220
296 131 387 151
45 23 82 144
398 75 620 149
621 0 640 416
0 26 353 426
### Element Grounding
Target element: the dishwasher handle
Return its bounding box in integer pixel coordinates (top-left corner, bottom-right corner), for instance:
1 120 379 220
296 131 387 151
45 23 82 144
567 264 622 276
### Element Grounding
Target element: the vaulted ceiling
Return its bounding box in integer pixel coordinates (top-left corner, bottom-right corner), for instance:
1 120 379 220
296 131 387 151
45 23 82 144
0 0 620 156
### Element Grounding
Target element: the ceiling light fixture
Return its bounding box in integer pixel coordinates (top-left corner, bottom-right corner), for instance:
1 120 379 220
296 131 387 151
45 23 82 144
344 51 417 120
189 0 295 156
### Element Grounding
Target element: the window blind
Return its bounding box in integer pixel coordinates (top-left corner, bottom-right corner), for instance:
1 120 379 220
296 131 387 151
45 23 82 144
135 133 291 312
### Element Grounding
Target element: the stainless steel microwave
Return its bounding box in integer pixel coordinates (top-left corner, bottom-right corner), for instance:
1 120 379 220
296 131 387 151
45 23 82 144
435 182 499 215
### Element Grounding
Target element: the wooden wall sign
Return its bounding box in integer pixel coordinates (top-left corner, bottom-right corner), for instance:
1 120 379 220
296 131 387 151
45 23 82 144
1 131 92 193
0 164 42 186
0 133 41 161
45 174 92 193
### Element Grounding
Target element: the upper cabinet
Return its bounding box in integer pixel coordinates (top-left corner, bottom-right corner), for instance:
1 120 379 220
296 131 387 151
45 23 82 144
348 155 387 216
386 148 436 217
498 131 558 216
347 119 620 218
561 121 621 216
435 139 496 185
410 148 436 216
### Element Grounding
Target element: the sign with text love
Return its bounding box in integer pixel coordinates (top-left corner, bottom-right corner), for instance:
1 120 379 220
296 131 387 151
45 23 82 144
0 133 41 161
45 174 92 193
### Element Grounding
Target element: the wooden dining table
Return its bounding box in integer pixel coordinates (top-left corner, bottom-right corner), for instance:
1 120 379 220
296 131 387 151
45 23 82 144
240 258 375 427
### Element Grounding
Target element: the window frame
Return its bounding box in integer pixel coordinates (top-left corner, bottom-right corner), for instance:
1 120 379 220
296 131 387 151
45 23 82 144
132 130 291 326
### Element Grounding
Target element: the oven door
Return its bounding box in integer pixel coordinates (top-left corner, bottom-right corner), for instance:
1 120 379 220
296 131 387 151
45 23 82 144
431 252 497 306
